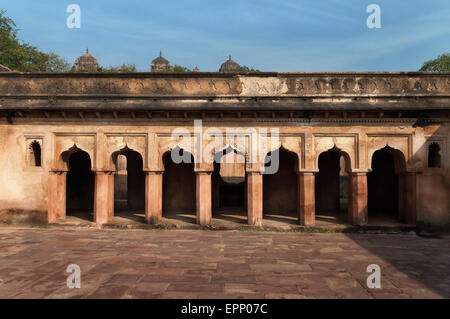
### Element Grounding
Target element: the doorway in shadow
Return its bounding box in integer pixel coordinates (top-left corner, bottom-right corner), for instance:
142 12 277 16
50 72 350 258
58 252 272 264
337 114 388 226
315 148 350 225
113 149 145 223
263 148 299 226
368 147 404 225
212 147 247 224
162 147 196 224
66 150 95 221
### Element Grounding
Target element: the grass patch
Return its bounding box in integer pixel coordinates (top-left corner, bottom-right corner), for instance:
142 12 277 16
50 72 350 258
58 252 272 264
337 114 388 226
113 225 129 230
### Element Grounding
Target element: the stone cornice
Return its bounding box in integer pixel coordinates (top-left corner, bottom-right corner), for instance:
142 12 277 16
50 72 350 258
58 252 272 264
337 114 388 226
0 72 448 113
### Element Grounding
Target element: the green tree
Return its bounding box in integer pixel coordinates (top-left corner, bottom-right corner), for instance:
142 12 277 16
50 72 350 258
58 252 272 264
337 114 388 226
96 64 137 72
236 65 260 72
163 64 193 72
420 53 450 72
0 10 70 72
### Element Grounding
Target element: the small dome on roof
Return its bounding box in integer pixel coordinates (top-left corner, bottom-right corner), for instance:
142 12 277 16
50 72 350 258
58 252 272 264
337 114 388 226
151 51 170 72
219 55 240 72
74 48 99 72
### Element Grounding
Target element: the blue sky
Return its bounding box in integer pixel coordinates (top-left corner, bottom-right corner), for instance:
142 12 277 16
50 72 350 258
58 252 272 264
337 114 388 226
3 0 450 71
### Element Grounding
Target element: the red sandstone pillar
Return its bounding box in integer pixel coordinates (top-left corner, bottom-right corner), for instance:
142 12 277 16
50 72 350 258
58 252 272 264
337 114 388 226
298 172 315 226
47 172 58 223
94 171 111 225
56 172 67 220
145 171 163 224
108 173 114 221
48 171 67 223
247 172 263 226
196 172 212 226
348 172 368 226
404 172 417 225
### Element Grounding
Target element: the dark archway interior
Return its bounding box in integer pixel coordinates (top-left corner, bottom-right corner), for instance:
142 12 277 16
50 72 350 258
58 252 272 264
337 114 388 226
316 150 341 212
125 150 145 210
428 143 441 168
66 150 95 216
315 149 349 223
368 149 398 220
212 148 246 223
162 150 196 215
212 162 245 209
263 148 298 224
114 150 145 212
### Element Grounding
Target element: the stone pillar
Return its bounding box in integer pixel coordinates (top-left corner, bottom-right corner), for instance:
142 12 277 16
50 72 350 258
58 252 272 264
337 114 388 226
404 172 417 225
348 172 368 226
108 173 115 221
247 172 263 226
48 171 67 223
145 171 163 224
196 171 212 226
298 172 315 226
94 171 111 225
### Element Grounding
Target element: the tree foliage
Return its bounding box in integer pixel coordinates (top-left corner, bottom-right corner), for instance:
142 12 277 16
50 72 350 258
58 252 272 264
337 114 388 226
0 10 70 72
163 64 193 72
420 53 450 72
96 64 137 72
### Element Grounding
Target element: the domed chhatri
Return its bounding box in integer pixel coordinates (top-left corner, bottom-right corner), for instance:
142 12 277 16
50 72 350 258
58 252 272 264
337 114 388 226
219 55 240 72
151 51 170 72
74 48 99 72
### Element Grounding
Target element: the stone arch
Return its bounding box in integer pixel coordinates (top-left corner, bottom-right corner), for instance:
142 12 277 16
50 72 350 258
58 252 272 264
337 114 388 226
110 145 145 171
161 147 196 221
315 146 351 220
105 136 147 170
58 144 94 171
65 148 95 220
263 146 299 224
211 145 247 220
110 146 145 213
369 145 407 174
368 145 409 224
157 142 197 171
315 144 353 172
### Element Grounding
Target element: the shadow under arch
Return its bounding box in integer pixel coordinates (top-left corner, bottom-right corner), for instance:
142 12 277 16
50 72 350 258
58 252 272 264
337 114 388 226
315 146 352 225
110 146 146 223
64 146 95 221
262 146 300 226
368 145 408 225
212 145 247 224
161 146 197 224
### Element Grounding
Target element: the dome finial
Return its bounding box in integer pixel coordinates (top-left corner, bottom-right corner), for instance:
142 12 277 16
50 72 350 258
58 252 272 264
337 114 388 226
229 55 231 60
160 50 162 57
86 48 89 54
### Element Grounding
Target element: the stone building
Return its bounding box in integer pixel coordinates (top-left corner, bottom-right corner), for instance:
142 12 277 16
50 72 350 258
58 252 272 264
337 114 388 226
73 49 99 72
151 51 170 72
219 55 240 72
0 71 449 230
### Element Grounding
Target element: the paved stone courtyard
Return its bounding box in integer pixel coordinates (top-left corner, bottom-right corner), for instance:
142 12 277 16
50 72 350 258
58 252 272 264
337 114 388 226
0 227 449 299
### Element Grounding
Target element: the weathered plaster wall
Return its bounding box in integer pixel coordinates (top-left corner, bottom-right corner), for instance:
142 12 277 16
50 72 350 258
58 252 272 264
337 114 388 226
0 121 448 226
